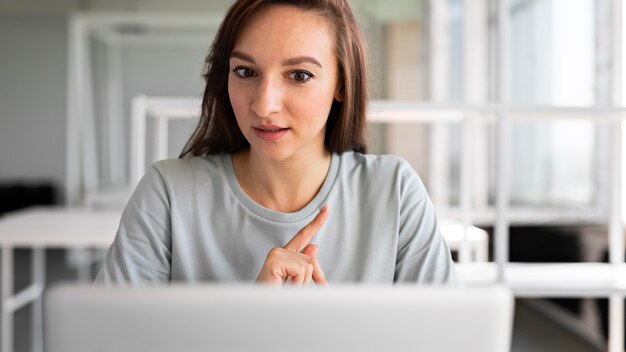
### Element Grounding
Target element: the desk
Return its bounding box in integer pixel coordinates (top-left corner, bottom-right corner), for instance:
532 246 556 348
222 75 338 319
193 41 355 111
457 262 626 296
439 222 488 262
457 262 626 352
0 207 120 352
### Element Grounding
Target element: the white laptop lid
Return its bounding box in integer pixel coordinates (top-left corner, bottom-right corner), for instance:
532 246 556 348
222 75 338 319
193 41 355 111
45 284 513 352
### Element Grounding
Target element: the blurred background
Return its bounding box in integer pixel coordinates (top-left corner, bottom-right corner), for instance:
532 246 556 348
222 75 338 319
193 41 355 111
1 0 625 351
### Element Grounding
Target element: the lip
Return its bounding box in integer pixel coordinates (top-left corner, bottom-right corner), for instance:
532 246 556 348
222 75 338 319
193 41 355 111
254 124 286 130
252 125 290 141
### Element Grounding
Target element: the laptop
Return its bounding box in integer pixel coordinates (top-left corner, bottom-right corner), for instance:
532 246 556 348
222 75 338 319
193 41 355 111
45 284 513 352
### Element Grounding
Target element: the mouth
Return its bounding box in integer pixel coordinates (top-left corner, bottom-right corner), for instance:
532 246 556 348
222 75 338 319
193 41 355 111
252 125 290 141
253 124 288 132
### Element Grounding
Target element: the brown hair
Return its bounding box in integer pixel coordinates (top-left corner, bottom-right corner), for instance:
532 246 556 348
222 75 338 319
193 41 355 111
180 0 368 157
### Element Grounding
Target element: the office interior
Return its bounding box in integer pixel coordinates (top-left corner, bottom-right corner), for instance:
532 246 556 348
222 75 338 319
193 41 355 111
1 0 626 351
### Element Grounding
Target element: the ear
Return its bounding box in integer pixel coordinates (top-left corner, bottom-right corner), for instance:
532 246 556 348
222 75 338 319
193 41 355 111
334 85 344 102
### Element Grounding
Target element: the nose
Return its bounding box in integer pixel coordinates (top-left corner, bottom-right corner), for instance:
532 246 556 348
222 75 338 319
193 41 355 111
251 77 282 118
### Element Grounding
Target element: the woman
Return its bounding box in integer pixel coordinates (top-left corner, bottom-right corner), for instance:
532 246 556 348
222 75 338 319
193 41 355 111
96 0 460 285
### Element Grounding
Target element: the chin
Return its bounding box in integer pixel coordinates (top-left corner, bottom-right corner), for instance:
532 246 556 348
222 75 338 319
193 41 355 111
251 144 297 162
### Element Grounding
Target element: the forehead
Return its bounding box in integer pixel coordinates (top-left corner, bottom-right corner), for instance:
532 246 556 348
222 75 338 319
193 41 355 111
233 5 336 62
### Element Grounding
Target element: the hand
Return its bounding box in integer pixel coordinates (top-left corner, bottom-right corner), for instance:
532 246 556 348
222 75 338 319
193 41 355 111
256 206 329 286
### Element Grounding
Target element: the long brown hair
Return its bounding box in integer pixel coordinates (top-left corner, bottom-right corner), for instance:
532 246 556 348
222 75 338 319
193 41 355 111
180 0 368 157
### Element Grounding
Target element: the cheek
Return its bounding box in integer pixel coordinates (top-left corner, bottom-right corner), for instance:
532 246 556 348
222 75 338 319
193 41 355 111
295 87 335 126
228 82 247 120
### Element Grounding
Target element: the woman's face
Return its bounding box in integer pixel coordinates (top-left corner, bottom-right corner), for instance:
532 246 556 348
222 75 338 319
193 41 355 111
228 5 342 162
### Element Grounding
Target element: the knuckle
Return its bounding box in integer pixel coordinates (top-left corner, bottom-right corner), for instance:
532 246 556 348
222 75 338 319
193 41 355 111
265 248 284 265
305 255 318 265
267 247 282 257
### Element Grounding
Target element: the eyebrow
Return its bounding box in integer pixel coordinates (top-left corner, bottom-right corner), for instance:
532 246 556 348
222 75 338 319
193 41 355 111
230 50 323 68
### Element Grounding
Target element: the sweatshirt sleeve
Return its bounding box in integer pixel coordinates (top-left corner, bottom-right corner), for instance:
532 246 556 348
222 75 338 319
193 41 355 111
393 161 461 285
95 165 172 284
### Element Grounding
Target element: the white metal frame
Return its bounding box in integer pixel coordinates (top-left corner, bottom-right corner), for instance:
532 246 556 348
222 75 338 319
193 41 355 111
66 13 223 206
609 1 624 350
130 95 201 187
427 0 451 215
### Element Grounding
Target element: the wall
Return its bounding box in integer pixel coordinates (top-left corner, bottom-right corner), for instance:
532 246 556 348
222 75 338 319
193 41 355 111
0 0 231 203
0 14 68 198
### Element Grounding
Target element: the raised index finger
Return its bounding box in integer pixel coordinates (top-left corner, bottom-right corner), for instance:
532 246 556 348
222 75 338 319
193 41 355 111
283 205 329 253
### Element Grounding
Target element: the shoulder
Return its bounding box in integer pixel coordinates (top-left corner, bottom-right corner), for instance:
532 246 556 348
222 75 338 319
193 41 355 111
150 154 227 184
338 151 423 191
340 151 414 172
133 154 229 203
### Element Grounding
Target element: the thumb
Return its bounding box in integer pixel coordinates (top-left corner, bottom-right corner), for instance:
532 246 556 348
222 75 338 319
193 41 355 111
301 244 327 286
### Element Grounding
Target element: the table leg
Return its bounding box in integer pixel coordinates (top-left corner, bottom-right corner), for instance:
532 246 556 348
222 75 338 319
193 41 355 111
32 248 45 352
608 294 624 352
1 246 13 352
475 241 488 262
77 248 92 282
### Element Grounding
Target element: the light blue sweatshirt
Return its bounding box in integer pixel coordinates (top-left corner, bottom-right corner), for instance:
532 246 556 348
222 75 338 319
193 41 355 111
96 151 460 285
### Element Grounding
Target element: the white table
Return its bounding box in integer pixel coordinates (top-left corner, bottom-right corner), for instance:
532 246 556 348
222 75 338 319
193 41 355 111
457 262 626 295
0 207 120 352
458 262 626 351
439 222 488 262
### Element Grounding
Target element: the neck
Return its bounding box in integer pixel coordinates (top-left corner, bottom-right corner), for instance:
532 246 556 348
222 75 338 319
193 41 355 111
232 148 332 213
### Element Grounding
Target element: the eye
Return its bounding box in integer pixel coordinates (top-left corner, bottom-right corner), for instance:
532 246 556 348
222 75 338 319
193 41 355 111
288 70 313 83
233 67 257 79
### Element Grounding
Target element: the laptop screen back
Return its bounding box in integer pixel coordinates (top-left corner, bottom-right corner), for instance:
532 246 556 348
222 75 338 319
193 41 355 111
45 284 513 352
